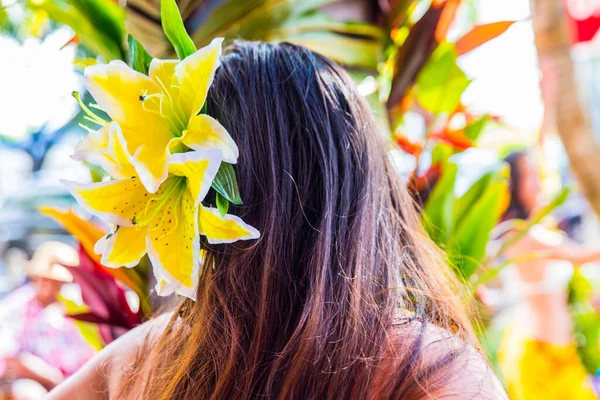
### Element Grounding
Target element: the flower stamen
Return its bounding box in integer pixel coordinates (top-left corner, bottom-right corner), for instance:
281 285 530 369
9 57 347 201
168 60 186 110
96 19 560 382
72 91 107 125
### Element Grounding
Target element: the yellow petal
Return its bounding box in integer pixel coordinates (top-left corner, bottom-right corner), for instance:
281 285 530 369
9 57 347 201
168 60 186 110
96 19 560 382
168 149 222 206
175 37 223 119
84 60 173 192
72 122 137 180
126 125 172 193
180 114 238 163
149 58 178 89
94 226 147 268
198 205 260 244
146 189 200 299
62 177 151 227
72 123 110 160
84 60 162 124
148 58 181 110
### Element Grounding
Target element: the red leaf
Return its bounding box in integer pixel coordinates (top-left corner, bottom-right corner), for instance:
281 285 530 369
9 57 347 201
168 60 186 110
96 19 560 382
388 4 443 110
455 21 516 56
430 129 474 150
98 324 115 345
65 246 143 332
395 135 423 155
69 312 110 325
387 0 464 111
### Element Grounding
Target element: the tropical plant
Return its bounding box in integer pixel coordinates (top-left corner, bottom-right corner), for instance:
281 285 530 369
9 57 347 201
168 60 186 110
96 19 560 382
569 268 600 375
380 1 516 281
126 0 383 69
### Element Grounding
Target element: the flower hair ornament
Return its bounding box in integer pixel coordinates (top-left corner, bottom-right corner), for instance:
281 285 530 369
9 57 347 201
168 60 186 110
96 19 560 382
64 0 259 300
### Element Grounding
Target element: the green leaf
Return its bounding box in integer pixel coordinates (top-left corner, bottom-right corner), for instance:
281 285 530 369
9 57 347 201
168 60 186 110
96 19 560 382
216 192 230 217
58 295 105 350
423 161 458 246
189 0 338 46
472 187 571 288
212 163 242 205
70 0 126 56
128 35 153 75
281 31 380 70
83 160 107 183
454 165 508 227
416 42 470 114
492 187 570 258
464 115 492 142
569 269 600 374
431 142 453 166
452 179 509 279
32 0 123 60
161 0 196 60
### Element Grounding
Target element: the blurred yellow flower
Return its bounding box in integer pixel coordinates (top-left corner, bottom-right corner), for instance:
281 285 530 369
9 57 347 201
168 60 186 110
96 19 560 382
83 37 238 193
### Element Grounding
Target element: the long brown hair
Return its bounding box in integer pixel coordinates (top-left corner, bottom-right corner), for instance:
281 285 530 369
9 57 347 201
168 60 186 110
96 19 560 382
122 41 475 399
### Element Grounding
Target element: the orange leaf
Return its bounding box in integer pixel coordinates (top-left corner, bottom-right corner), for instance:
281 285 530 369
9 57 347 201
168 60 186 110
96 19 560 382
39 206 105 264
455 21 516 56
395 134 423 155
435 0 462 42
430 129 474 150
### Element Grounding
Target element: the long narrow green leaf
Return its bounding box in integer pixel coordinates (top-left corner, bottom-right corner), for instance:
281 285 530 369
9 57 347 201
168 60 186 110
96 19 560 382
58 295 105 350
274 12 384 39
161 0 196 60
212 163 242 205
216 192 230 216
454 165 508 229
452 180 508 279
283 32 380 69
472 250 553 288
128 35 153 74
490 187 570 260
423 161 458 246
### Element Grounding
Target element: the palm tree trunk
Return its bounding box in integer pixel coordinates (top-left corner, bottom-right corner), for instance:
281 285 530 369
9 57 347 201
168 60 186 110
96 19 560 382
530 0 600 216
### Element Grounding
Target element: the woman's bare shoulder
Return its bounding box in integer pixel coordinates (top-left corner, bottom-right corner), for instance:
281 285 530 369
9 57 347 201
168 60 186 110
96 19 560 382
387 319 507 399
47 313 172 400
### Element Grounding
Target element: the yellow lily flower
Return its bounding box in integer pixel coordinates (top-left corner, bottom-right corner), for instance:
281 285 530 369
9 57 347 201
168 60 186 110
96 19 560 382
64 149 221 298
83 37 238 193
66 126 260 299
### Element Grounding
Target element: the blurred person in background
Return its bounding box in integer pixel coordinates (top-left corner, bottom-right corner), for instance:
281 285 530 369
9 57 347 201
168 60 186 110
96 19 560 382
0 241 95 399
496 151 600 399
